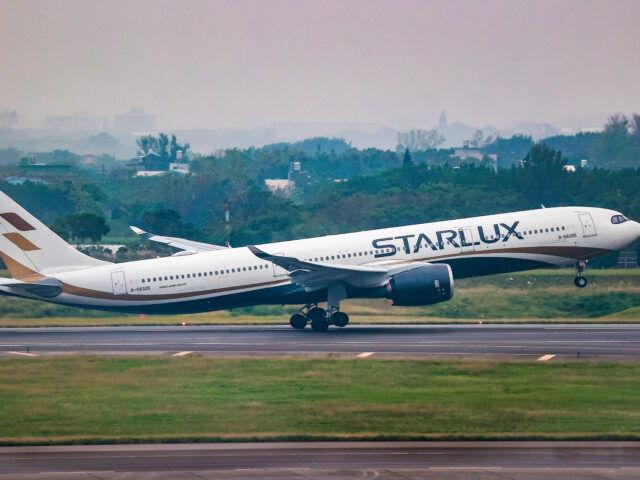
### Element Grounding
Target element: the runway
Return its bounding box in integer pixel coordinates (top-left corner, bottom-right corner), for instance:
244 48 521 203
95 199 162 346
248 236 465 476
1 441 639 479
1 323 640 360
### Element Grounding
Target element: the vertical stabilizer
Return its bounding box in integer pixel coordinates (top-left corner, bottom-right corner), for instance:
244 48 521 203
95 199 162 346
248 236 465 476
0 190 110 278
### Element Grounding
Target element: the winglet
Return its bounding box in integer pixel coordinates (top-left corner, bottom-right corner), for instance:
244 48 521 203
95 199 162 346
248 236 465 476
130 226 152 239
247 245 268 259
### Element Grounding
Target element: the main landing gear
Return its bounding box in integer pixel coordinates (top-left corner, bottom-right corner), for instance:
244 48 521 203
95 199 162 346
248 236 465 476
574 261 588 288
289 304 350 332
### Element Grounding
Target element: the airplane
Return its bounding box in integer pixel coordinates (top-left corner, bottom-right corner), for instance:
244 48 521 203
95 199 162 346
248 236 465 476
0 190 638 331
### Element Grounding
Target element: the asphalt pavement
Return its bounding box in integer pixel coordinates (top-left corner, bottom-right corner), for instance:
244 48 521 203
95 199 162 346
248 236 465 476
1 441 639 479
1 323 639 360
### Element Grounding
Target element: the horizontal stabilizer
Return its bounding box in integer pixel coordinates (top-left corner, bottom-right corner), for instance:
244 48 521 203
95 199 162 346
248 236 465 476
0 278 63 298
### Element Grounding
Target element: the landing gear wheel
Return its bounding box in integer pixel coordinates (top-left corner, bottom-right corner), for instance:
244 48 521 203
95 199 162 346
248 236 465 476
574 276 588 288
289 313 307 330
309 307 329 332
332 311 349 328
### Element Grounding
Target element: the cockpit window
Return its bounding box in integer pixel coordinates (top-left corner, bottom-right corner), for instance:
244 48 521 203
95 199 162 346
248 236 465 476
611 215 628 224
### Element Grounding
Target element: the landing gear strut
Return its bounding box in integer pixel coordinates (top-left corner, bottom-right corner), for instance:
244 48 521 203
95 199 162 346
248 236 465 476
574 261 588 288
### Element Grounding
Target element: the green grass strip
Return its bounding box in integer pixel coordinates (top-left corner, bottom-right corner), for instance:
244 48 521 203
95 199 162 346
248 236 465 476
1 357 639 445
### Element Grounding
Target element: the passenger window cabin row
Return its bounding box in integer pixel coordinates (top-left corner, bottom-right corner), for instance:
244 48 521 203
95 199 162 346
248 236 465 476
521 225 566 235
141 264 271 283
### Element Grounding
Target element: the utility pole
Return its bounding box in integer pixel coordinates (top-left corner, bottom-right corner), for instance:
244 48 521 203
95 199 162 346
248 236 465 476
225 203 231 248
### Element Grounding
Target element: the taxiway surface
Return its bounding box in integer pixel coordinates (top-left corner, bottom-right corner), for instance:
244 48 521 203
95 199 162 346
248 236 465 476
1 323 639 360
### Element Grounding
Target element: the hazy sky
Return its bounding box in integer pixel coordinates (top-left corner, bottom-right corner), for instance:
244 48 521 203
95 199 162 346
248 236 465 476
1 0 639 129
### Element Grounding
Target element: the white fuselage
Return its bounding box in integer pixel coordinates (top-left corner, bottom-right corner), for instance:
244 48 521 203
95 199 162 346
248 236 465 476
5 206 640 314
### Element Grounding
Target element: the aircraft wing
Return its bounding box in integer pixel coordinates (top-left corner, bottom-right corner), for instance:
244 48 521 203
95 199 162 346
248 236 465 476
130 226 228 252
248 245 424 291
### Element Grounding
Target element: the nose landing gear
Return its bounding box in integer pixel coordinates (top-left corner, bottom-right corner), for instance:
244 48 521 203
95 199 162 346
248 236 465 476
574 261 588 288
574 276 588 288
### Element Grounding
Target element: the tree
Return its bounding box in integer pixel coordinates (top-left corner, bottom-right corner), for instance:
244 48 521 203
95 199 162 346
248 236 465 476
470 130 484 147
629 113 640 161
88 132 118 150
142 209 200 238
50 218 70 241
136 135 152 156
170 134 179 161
65 213 110 244
589 250 620 269
137 133 190 165
156 133 170 157
521 143 566 171
594 113 631 166
519 143 567 206
402 148 413 166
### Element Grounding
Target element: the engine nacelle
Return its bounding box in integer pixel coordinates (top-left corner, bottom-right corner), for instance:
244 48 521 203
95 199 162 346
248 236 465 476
386 264 454 306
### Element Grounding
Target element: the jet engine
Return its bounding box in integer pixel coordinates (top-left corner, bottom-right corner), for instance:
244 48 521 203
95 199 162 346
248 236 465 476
386 264 454 306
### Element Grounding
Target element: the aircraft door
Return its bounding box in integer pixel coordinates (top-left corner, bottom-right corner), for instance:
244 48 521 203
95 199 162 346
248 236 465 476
578 213 597 237
111 271 128 295
459 227 475 252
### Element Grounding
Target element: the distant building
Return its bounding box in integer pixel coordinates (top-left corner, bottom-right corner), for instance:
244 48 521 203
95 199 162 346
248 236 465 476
439 110 448 129
563 165 576 172
265 178 293 193
451 144 498 171
452 145 497 162
133 170 167 178
113 109 156 132
4 175 47 185
264 161 308 195
18 156 73 178
169 162 190 174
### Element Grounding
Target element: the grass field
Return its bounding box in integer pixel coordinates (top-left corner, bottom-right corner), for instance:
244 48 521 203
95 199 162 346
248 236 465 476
0 268 639 326
0 357 639 444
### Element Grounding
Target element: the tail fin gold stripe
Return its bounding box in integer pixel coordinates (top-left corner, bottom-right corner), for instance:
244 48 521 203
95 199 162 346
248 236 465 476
0 251 43 281
3 232 40 251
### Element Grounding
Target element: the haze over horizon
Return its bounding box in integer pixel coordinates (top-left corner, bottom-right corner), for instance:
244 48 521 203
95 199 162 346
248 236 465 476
1 0 639 131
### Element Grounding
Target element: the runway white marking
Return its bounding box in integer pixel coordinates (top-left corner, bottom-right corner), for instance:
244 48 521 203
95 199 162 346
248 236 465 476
357 352 375 358
6 351 38 357
537 354 556 361
172 351 193 357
